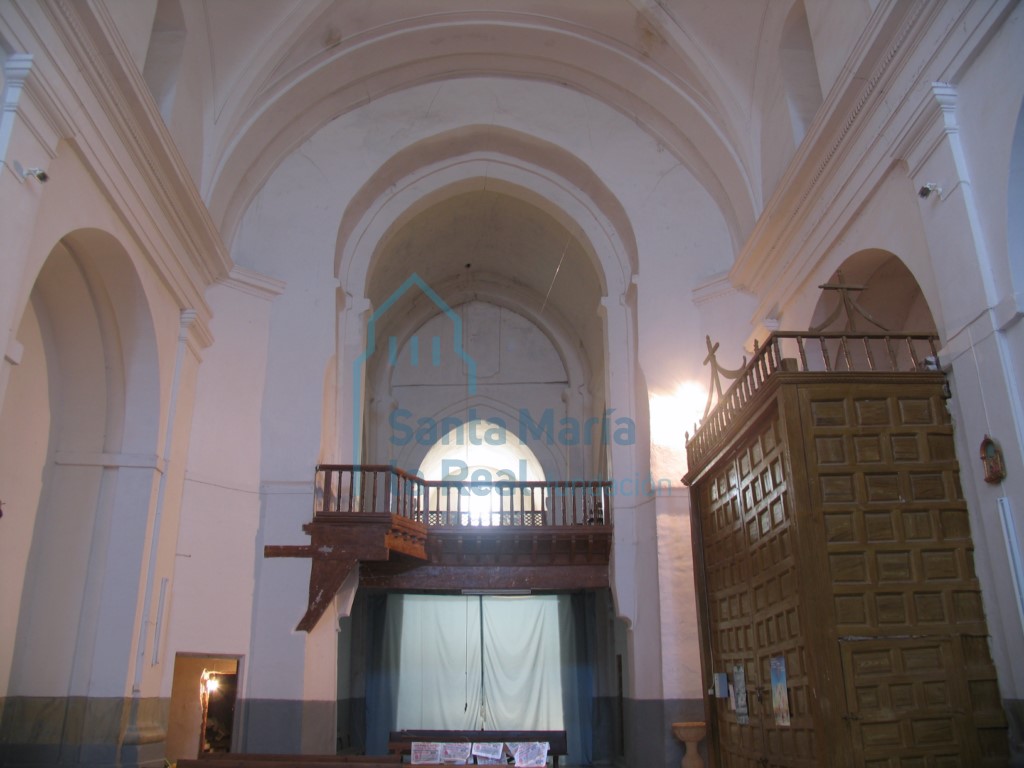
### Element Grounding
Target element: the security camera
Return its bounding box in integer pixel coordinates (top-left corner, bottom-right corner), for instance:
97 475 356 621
24 168 48 183
918 183 939 199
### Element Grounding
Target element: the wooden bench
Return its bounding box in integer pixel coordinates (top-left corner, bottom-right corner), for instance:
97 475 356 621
179 755 401 768
388 730 568 766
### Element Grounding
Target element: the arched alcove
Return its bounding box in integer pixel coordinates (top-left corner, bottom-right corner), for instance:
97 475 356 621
349 182 618 483
805 250 938 372
0 229 160 753
810 250 937 334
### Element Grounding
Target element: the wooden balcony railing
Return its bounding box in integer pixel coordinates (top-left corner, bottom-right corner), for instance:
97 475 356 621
315 464 612 528
686 331 941 470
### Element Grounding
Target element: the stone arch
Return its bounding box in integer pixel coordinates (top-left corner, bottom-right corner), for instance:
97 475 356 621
335 139 640 484
809 249 937 334
208 20 755 251
0 228 161 755
804 249 938 372
336 128 636 299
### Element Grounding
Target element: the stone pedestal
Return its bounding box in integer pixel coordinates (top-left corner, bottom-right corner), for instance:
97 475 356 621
671 721 706 768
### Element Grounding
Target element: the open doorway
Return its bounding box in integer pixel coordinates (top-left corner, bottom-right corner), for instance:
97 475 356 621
165 654 240 761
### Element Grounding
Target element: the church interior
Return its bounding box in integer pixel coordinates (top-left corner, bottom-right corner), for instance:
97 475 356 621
1 1 1023 766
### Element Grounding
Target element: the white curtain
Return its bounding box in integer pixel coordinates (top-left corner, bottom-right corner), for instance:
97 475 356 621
390 594 565 730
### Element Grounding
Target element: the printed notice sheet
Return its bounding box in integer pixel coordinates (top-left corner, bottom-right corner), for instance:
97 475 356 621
771 655 791 726
440 742 473 764
411 742 442 764
508 742 549 767
472 743 506 761
733 664 749 725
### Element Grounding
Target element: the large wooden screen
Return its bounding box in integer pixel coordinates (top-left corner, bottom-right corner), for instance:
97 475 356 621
687 375 1007 767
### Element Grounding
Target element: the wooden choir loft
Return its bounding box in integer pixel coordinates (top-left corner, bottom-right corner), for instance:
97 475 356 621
266 467 613 632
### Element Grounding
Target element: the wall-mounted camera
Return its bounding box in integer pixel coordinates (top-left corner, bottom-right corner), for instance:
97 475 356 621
11 161 49 183
918 183 940 199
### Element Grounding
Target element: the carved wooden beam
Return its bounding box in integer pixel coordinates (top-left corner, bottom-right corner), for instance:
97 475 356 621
295 556 358 632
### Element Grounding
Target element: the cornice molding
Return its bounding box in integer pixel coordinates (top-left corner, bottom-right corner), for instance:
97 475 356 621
729 0 1015 331
691 270 741 305
894 81 959 178
0 52 73 166
219 265 288 301
730 0 933 293
179 307 212 356
24 0 233 338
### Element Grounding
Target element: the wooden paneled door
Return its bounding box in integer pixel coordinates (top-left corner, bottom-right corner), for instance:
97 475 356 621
688 375 1007 767
696 405 819 767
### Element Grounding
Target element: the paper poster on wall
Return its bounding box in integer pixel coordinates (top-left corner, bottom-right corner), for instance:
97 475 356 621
771 655 791 726
733 664 748 725
411 742 442 764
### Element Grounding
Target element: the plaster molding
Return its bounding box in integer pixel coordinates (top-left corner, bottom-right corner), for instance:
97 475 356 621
730 1 1014 331
893 81 960 179
993 291 1024 333
53 451 162 470
27 1 230 329
0 52 72 170
730 0 933 294
691 271 741 305
208 17 754 251
220 265 288 301
179 307 212 356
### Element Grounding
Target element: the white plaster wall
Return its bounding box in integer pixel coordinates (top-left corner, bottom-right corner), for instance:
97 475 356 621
162 0 207 188
101 0 157 73
656 489 702 702
956 4 1024 299
803 0 873 98
247 484 314 702
0 299 49 696
163 276 280 697
779 167 938 332
0 121 207 716
375 302 572 479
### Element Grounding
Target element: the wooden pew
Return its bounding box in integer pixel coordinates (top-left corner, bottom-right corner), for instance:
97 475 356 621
193 756 400 763
178 755 400 768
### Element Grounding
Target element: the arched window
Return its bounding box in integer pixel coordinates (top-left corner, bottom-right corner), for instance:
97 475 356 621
418 419 545 526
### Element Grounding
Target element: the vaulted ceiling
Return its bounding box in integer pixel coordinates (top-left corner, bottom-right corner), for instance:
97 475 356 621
166 0 822 249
